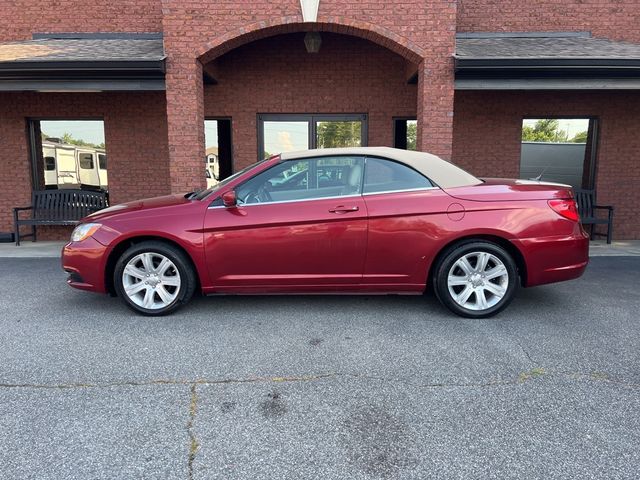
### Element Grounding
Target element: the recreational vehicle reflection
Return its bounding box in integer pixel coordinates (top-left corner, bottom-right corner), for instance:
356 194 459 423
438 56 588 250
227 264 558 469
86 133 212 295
42 139 107 191
205 146 220 188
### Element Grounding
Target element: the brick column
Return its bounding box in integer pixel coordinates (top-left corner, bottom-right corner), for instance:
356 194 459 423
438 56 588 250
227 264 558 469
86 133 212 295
164 57 206 193
416 57 455 160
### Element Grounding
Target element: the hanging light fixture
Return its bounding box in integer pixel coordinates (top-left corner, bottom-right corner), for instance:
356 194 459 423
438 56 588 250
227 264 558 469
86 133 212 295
304 32 322 53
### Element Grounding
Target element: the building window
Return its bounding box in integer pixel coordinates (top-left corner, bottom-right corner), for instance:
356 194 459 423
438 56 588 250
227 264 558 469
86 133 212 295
258 114 367 161
205 118 233 188
393 118 417 150
520 118 597 189
29 119 107 192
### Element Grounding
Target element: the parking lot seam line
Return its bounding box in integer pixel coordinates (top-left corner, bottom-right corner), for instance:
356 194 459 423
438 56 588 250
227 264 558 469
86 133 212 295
0 371 637 391
187 383 199 480
0 373 340 390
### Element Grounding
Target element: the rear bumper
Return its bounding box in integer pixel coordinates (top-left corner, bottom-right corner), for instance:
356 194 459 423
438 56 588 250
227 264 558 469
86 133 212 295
514 229 589 287
61 237 108 293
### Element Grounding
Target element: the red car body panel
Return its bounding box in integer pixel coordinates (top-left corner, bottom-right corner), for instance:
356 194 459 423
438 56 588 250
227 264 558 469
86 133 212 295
202 195 368 292
61 153 589 297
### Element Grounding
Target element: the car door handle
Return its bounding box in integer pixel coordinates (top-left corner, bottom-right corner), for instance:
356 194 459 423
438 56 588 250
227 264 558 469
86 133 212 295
328 206 359 214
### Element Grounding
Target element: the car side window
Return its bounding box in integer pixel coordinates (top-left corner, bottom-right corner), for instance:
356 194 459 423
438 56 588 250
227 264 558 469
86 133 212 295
236 156 364 204
363 157 433 194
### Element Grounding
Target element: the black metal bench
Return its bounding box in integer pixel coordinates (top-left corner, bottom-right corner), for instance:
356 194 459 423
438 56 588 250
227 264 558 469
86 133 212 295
13 189 108 246
574 188 614 244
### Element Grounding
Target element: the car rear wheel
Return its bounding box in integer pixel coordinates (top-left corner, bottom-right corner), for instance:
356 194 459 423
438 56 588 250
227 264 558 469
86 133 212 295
114 241 196 316
433 241 518 318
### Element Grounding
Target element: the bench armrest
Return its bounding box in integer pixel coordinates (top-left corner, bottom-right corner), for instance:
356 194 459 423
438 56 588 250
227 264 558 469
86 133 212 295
13 206 33 220
594 205 614 211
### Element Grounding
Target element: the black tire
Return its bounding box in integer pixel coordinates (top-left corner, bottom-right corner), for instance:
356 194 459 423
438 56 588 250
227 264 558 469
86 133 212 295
432 240 518 319
114 241 197 316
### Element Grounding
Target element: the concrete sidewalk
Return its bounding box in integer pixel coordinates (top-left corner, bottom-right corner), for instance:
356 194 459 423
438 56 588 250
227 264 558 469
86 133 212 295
0 241 66 258
0 239 639 258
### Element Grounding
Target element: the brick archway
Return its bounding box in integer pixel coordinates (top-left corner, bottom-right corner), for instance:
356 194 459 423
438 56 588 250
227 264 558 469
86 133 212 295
164 14 454 194
197 16 426 65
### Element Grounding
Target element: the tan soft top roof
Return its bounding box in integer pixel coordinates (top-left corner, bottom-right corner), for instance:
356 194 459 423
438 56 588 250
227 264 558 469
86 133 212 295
280 147 481 189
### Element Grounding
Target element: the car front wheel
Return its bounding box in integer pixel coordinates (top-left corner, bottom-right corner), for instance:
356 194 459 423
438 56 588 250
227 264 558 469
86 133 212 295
114 241 196 315
433 241 518 318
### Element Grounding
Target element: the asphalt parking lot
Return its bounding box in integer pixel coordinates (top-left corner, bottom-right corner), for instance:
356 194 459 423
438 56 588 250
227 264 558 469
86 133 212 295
0 256 639 479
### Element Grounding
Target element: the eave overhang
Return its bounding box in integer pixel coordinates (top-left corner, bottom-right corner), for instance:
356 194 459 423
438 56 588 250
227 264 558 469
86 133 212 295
0 34 165 92
454 33 640 90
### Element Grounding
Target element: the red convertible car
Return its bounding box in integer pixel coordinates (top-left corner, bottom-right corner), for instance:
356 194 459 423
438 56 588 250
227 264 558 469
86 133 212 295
62 147 588 318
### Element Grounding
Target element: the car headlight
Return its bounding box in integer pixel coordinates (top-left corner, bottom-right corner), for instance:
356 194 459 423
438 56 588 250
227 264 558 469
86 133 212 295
71 223 102 242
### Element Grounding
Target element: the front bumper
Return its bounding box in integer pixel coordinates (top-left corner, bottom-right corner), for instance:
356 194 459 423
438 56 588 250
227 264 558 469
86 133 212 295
514 229 590 287
61 237 109 293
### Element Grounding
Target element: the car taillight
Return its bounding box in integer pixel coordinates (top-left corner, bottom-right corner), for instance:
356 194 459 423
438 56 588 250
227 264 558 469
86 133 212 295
548 199 580 222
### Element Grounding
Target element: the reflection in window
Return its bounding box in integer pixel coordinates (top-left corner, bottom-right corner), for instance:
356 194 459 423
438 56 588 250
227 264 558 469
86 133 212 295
316 121 361 148
263 121 309 159
205 119 220 188
205 118 233 186
36 120 107 192
258 115 366 160
520 118 596 189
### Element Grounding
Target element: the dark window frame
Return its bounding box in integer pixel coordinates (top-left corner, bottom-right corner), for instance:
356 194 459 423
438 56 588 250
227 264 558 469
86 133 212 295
520 115 599 189
392 117 417 150
205 116 234 178
257 113 368 162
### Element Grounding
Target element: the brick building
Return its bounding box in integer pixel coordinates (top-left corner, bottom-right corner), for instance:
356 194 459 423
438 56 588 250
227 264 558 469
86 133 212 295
1 0 639 239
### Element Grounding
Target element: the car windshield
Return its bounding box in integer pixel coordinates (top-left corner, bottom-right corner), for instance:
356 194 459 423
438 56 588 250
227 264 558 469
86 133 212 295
193 159 270 200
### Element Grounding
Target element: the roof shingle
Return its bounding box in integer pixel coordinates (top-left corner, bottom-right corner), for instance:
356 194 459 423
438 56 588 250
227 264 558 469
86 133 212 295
456 35 640 60
0 38 164 63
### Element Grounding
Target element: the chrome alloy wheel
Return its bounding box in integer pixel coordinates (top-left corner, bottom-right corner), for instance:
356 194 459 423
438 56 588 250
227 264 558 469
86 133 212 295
122 252 181 310
447 251 509 311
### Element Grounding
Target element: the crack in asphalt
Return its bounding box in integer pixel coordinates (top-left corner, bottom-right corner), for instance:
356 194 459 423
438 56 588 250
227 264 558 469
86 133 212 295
0 370 638 391
513 337 541 366
187 383 199 480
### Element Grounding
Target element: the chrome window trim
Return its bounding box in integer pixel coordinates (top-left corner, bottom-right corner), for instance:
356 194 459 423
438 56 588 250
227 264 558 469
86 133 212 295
208 193 363 209
207 187 439 209
362 186 439 196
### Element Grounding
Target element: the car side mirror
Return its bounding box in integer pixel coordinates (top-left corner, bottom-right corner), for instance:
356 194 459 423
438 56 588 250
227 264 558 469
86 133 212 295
221 190 237 208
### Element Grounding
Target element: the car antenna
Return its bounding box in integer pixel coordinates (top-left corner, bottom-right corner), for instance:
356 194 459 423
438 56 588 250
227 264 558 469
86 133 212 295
532 166 549 181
